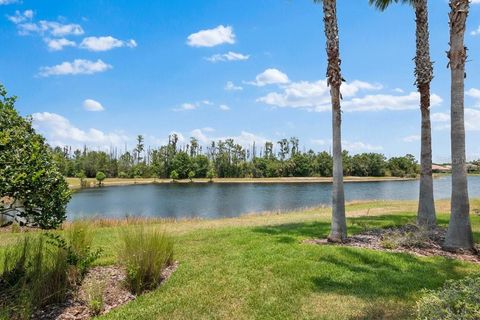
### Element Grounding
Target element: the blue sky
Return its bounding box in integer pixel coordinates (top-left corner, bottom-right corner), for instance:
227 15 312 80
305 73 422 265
1 0 480 162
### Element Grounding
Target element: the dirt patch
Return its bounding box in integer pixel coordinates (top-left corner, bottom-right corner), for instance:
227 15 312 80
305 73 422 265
305 225 480 264
32 262 179 320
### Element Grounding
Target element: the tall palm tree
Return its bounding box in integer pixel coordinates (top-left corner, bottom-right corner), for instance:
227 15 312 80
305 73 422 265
314 0 347 242
369 0 436 229
444 0 474 250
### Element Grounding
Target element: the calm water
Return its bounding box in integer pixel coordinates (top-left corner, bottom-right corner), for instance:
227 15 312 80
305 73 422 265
68 176 480 220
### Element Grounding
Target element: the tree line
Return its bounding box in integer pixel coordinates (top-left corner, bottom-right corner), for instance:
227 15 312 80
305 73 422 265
50 134 420 180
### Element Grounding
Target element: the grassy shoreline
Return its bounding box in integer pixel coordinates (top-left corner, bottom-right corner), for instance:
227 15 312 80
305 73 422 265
2 200 480 319
67 176 418 190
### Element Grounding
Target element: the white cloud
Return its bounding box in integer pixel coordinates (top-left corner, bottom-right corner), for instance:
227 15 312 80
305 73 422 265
0 0 19 5
225 81 243 91
39 21 84 36
248 68 289 86
257 79 382 110
431 112 450 122
190 129 268 147
257 76 442 112
402 135 420 143
311 138 382 152
471 26 480 36
466 88 480 99
8 12 84 38
7 10 34 23
32 112 128 148
206 51 249 62
83 99 105 112
187 25 235 47
44 38 76 51
342 92 442 112
311 139 328 146
432 109 480 131
343 140 383 151
79 36 137 52
174 103 197 112
173 100 215 112
38 59 112 77
219 104 230 111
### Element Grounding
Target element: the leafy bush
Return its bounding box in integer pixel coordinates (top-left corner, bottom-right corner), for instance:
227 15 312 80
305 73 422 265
118 227 174 294
96 171 106 186
416 276 480 320
0 84 71 229
170 170 179 181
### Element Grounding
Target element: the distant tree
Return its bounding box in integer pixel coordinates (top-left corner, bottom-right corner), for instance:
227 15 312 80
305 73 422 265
277 139 290 161
134 135 145 164
206 167 215 182
95 171 106 186
170 170 179 181
75 170 87 188
188 170 196 182
0 84 71 228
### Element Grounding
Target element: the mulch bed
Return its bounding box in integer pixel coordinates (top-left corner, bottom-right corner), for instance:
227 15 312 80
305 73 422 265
32 262 179 320
305 225 480 264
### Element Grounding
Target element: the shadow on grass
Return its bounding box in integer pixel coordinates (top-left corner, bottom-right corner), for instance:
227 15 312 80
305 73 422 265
253 214 479 302
311 246 467 300
254 214 417 240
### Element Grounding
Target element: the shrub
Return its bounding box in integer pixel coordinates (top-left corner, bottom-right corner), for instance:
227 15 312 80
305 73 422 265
118 227 174 294
188 170 196 182
0 84 71 229
416 276 480 320
170 170 179 181
96 171 106 186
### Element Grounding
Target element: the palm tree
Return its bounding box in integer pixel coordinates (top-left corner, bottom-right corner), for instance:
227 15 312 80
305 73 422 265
369 0 436 229
314 0 347 242
444 0 474 250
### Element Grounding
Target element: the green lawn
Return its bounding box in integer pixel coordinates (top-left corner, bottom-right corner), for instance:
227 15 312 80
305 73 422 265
1 200 480 319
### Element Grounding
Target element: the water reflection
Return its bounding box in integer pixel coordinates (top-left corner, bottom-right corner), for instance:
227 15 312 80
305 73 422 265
67 176 480 220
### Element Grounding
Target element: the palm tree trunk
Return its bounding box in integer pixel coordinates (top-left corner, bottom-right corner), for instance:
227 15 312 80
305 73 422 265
444 0 474 250
322 0 347 242
414 0 436 229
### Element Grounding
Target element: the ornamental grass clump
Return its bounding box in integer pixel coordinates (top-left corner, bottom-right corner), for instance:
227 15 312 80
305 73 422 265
0 221 101 319
118 227 174 295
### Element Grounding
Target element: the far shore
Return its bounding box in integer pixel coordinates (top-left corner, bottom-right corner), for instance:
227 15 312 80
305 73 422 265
67 176 420 190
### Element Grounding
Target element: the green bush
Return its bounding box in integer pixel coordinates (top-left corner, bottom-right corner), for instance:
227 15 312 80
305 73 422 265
416 276 480 320
96 171 106 186
118 227 174 294
170 170 179 181
0 84 71 229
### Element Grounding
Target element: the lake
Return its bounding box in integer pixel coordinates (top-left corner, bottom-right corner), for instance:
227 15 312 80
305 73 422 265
68 176 480 220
